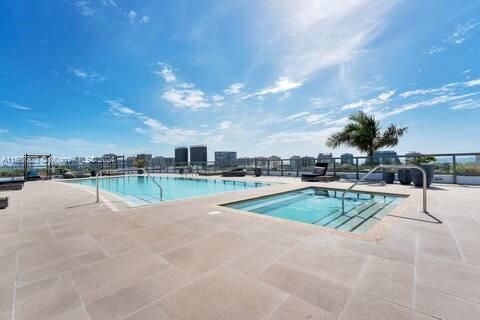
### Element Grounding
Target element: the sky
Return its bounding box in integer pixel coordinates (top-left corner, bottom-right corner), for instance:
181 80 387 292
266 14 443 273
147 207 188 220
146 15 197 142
0 0 479 159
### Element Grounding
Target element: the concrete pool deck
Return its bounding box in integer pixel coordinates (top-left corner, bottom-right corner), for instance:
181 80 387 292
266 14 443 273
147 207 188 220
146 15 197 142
1 176 480 320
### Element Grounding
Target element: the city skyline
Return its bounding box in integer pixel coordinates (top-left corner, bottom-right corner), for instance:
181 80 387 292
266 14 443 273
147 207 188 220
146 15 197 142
1 1 479 158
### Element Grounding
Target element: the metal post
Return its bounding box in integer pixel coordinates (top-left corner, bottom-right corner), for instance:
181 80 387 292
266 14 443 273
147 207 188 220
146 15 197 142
333 159 336 177
355 158 359 180
452 155 457 184
267 160 270 176
281 160 284 176
296 160 299 177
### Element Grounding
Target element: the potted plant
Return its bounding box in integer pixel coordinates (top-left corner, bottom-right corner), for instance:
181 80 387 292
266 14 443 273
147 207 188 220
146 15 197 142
134 159 145 174
397 168 412 185
382 170 395 184
407 156 436 187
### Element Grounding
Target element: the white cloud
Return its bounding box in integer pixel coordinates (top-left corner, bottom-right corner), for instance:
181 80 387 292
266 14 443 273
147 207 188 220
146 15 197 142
101 0 118 8
425 45 444 55
259 1 397 80
1 100 31 111
6 136 119 157
450 99 480 110
106 99 143 118
162 87 211 110
399 88 449 98
218 121 232 129
341 90 395 111
448 20 479 44
464 79 480 87
242 77 303 100
224 82 245 95
309 97 337 109
426 20 479 54
28 120 51 129
75 0 95 16
259 127 340 145
376 92 480 119
212 94 225 106
0 128 8 134
105 100 222 146
143 117 168 130
153 63 176 83
128 10 137 24
140 16 150 24
69 66 106 82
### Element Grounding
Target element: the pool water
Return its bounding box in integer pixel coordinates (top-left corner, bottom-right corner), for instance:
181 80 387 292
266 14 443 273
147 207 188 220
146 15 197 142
65 175 268 206
224 188 403 233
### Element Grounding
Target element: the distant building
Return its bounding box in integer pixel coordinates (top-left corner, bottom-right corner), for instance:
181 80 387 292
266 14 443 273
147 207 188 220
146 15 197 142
190 145 207 163
136 154 153 166
215 151 237 167
126 156 137 168
373 150 401 165
301 156 316 167
175 147 188 164
151 156 175 168
268 156 282 169
237 157 255 166
475 155 480 164
317 153 333 164
290 156 301 168
340 153 354 165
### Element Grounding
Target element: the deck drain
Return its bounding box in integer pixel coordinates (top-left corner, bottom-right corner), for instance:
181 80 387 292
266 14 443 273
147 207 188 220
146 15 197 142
208 211 222 215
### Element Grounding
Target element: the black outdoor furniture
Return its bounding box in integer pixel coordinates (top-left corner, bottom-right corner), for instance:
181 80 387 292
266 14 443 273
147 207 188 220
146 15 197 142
301 163 329 182
221 168 247 177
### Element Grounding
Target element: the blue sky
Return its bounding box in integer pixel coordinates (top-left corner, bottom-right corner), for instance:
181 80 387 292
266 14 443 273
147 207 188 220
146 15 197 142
1 0 479 159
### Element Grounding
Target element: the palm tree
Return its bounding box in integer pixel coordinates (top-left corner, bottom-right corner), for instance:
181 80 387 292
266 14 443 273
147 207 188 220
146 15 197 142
326 111 407 159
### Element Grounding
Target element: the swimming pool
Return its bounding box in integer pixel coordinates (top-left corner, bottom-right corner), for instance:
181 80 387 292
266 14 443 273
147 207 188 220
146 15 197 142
65 175 269 206
224 187 404 233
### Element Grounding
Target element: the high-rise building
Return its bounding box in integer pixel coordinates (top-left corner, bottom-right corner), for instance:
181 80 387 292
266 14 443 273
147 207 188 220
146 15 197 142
268 156 282 169
152 156 175 168
215 151 237 167
317 153 333 164
136 154 152 166
301 156 316 167
126 156 137 168
175 147 188 164
373 150 401 165
190 145 207 163
340 153 354 165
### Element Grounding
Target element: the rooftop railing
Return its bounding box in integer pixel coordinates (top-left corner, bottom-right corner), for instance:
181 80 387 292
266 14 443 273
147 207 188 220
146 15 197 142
2 152 480 185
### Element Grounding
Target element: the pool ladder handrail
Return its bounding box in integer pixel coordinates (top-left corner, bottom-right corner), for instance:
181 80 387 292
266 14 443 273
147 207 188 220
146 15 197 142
340 164 428 214
96 167 163 203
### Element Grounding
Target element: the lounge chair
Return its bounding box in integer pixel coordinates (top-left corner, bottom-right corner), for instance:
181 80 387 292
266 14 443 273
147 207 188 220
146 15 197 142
62 172 91 179
221 168 247 177
301 163 330 182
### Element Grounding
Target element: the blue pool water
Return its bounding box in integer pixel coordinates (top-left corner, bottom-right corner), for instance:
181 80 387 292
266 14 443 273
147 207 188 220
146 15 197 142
65 176 268 206
224 188 403 233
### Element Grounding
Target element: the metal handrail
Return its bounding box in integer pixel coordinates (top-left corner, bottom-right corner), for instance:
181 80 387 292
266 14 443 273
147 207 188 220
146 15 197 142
341 164 428 214
96 167 163 203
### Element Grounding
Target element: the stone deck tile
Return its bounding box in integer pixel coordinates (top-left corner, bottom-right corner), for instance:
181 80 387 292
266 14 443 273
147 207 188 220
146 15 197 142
0 179 479 320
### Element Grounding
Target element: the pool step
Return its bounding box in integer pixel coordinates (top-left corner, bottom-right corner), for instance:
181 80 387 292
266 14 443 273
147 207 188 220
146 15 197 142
314 200 375 227
337 202 386 232
234 193 310 214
